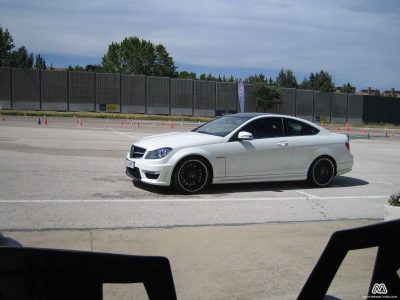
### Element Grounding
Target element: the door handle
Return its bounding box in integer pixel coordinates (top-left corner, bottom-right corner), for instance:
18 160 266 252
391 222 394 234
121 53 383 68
277 141 288 147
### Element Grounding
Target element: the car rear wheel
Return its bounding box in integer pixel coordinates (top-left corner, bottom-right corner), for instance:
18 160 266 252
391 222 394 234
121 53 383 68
173 156 211 194
308 157 335 187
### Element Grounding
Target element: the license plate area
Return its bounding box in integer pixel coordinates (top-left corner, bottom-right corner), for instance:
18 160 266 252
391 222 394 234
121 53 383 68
126 159 135 168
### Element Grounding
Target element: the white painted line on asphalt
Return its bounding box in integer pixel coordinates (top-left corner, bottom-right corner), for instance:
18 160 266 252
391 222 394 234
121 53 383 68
108 129 135 138
369 181 395 186
0 195 389 203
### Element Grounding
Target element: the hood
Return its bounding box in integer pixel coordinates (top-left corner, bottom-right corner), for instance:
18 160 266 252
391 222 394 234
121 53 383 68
135 132 224 150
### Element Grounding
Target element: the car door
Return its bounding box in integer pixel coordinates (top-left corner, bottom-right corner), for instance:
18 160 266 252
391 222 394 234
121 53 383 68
225 117 292 177
283 118 321 175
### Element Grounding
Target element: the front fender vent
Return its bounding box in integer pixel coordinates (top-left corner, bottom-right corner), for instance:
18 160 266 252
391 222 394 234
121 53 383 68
130 146 146 158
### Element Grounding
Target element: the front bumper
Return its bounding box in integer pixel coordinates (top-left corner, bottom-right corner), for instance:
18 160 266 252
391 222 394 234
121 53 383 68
125 155 174 186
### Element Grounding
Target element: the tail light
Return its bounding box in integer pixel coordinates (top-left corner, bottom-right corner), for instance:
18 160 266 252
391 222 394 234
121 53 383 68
345 141 350 151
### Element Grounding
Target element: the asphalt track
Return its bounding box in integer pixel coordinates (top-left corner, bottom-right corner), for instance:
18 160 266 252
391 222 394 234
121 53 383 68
1 116 399 299
1 116 399 231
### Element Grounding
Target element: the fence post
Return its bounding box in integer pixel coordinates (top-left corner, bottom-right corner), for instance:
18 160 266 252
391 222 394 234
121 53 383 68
144 76 148 114
312 90 315 122
93 72 96 112
236 82 239 112
329 92 332 123
214 81 217 117
119 73 122 113
192 79 195 117
168 77 171 115
346 93 349 124
39 69 42 111
10 68 13 110
67 71 70 111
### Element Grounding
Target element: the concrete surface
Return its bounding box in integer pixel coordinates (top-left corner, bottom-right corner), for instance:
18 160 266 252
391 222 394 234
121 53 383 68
3 220 377 300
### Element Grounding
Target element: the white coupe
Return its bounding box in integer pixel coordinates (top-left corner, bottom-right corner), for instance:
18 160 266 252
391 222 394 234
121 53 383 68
126 113 353 194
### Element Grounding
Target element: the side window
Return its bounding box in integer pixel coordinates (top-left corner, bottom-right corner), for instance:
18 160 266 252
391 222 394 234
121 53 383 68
285 118 320 136
239 117 284 140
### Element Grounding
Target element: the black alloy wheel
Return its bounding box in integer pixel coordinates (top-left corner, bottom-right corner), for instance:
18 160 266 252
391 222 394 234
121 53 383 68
173 157 210 194
309 157 335 187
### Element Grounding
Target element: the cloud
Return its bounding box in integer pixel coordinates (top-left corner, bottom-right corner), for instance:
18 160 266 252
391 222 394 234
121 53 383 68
1 0 399 89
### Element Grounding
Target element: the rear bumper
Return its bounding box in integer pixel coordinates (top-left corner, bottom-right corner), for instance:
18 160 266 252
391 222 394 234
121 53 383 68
336 153 354 176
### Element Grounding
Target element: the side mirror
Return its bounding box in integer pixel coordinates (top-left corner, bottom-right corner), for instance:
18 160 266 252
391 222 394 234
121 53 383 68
238 131 253 141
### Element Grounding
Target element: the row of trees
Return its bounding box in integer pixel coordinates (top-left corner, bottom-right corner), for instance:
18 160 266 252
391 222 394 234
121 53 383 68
66 34 355 92
1 26 355 93
0 27 46 69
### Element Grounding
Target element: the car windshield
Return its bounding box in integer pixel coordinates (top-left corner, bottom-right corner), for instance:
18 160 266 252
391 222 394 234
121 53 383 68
193 115 252 137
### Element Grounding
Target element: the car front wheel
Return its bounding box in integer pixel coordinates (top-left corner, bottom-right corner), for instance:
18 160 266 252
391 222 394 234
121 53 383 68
308 157 335 187
172 156 211 194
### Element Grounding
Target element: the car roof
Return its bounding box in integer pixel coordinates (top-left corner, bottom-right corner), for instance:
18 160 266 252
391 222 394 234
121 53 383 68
229 113 273 118
227 113 329 133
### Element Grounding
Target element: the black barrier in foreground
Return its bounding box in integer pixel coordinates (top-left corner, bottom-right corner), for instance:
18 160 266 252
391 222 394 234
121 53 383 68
298 218 400 299
1 219 399 299
0 246 177 300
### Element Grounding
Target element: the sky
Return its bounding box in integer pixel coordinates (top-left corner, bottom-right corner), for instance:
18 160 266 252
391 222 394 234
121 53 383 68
1 0 399 91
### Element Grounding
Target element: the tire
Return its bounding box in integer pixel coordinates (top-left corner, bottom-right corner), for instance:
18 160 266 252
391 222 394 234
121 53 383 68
308 157 336 187
172 156 211 194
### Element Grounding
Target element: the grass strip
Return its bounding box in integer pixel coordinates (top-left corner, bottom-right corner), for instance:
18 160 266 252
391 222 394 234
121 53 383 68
0 109 211 123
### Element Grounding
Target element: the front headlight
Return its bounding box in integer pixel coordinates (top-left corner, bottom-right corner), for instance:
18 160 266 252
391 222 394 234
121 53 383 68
145 147 173 159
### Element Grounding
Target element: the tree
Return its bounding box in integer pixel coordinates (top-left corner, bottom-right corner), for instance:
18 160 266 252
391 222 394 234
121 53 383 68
251 82 282 112
9 46 33 68
299 70 335 92
341 82 355 94
67 65 85 71
153 44 176 77
313 71 335 92
205 73 216 81
299 77 311 89
178 71 197 79
268 77 275 86
244 73 267 84
275 68 297 88
34 54 46 70
85 64 103 72
101 36 177 77
0 27 14 66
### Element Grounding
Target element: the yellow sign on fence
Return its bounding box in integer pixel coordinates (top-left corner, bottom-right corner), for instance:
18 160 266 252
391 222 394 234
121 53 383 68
106 104 119 112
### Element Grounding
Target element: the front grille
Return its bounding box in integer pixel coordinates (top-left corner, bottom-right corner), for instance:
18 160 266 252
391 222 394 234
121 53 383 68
130 146 146 158
126 167 141 179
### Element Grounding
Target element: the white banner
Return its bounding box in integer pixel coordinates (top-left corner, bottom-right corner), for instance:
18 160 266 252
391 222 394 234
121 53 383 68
238 81 245 113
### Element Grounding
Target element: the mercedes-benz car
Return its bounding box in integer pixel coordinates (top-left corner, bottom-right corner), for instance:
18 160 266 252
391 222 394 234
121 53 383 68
126 113 353 194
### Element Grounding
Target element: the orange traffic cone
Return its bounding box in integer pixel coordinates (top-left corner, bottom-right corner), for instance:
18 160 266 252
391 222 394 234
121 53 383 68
44 118 48 125
170 121 174 129
80 119 83 127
